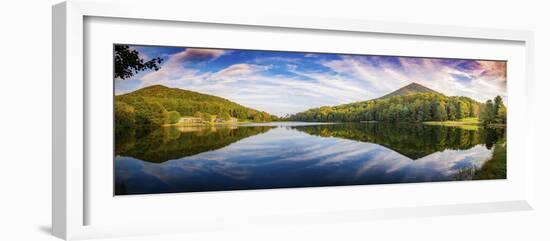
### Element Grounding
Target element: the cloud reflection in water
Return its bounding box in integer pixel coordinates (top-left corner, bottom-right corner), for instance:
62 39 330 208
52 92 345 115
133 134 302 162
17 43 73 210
115 125 495 194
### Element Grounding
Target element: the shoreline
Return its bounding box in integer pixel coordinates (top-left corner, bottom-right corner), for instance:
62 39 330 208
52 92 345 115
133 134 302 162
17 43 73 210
163 120 507 128
164 122 248 127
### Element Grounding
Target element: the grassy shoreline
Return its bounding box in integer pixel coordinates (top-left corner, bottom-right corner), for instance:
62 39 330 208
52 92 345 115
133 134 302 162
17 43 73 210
423 117 506 130
423 117 479 125
423 118 480 130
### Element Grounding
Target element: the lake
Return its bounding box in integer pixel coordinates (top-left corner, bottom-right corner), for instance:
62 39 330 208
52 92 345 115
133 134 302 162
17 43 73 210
114 122 506 195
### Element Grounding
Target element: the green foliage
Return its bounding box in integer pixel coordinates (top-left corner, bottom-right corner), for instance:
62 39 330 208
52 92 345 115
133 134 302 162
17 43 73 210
193 111 204 119
220 111 232 121
114 101 136 137
115 85 275 134
202 113 212 122
453 135 507 181
114 45 163 80
114 98 165 138
253 112 272 122
166 111 181 124
474 140 506 179
289 93 482 123
480 96 506 125
287 83 498 123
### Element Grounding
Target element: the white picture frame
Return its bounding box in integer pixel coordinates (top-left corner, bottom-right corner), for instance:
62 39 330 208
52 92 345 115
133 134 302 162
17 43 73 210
52 0 535 240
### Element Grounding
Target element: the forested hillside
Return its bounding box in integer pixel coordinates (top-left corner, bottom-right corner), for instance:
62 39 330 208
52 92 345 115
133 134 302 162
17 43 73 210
289 83 505 124
115 85 277 135
289 93 481 122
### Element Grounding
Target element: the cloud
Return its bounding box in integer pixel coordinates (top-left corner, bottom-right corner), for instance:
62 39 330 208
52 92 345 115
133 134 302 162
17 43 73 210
141 48 226 84
321 56 507 103
119 46 508 115
476 61 506 82
122 128 494 186
252 56 302 64
211 63 267 83
172 48 225 63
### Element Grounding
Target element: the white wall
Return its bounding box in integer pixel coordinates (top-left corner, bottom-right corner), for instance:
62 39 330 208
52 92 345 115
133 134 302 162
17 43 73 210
0 0 548 240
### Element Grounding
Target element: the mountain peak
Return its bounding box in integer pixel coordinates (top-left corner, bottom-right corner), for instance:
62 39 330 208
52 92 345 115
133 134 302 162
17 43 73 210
378 82 442 99
141 84 171 90
405 82 423 88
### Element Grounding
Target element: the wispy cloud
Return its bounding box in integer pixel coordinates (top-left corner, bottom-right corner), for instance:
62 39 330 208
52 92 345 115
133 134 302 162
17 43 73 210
322 56 507 103
141 48 226 85
117 46 507 115
211 63 269 84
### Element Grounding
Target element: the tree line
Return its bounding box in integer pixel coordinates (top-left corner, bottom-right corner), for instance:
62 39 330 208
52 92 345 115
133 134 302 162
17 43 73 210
289 93 506 124
480 96 506 125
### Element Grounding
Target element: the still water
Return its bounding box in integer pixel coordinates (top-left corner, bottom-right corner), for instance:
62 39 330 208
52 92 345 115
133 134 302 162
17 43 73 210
115 122 506 195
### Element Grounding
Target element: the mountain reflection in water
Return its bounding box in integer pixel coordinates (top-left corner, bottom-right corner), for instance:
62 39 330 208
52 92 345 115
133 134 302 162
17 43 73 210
115 122 505 195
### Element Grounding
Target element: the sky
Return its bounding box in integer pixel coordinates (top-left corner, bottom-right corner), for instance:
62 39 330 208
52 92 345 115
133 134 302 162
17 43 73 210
115 45 507 117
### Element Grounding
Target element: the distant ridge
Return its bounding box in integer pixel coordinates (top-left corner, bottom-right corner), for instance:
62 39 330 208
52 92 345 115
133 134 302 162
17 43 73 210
378 82 442 99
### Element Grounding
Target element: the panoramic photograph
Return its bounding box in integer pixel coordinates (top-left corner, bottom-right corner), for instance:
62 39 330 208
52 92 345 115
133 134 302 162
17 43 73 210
114 44 507 195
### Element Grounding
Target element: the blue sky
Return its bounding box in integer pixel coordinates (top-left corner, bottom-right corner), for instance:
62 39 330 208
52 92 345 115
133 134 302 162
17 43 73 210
115 45 507 117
